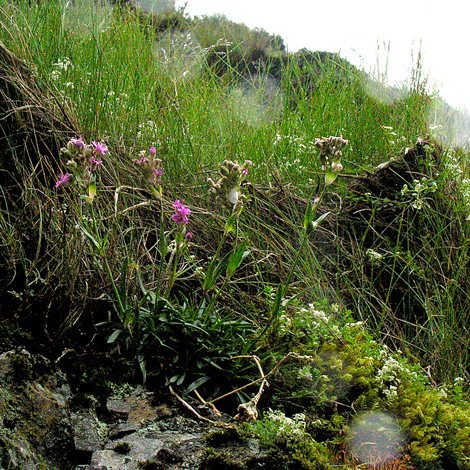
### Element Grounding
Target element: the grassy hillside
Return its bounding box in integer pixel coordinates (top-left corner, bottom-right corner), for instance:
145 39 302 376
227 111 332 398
1 0 470 468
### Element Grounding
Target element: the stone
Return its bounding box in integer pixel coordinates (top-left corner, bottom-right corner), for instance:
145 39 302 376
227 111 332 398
71 411 107 452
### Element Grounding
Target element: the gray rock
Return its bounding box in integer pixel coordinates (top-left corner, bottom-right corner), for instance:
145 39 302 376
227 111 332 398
71 411 108 452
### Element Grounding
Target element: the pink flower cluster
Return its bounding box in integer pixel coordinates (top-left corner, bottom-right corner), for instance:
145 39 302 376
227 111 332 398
55 137 107 189
55 173 71 188
92 141 108 156
171 200 191 225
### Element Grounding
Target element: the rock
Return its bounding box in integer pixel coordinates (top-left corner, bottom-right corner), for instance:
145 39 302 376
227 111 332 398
0 351 274 470
90 426 205 470
71 411 107 452
0 349 74 470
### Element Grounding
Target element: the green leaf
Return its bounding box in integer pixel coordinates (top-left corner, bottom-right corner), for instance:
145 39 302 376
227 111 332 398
158 233 168 258
325 168 337 186
186 376 209 393
107 329 121 343
175 231 184 246
79 225 101 251
270 283 285 321
226 242 250 278
168 375 179 384
87 180 97 202
224 214 237 235
151 184 162 199
303 200 315 232
176 374 186 386
203 252 231 293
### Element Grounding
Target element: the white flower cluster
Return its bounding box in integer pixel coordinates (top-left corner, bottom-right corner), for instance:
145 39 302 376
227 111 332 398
400 177 438 210
265 409 307 438
383 125 408 154
307 306 341 336
439 147 470 220
283 304 342 342
278 314 292 333
366 248 383 262
50 57 75 89
442 148 470 220
270 134 316 176
53 57 74 72
137 120 159 140
375 348 418 399
444 148 463 176
297 364 314 381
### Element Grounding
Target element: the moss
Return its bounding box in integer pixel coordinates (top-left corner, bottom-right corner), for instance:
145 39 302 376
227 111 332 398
137 460 165 469
258 301 470 469
205 427 244 446
199 449 245 470
10 350 33 384
114 441 131 454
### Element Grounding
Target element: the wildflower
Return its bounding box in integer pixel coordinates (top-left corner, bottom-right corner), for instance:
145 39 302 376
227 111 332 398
136 157 149 165
149 146 156 156
171 200 191 225
332 161 343 172
55 173 71 188
208 159 252 205
154 169 163 177
70 137 85 148
91 141 108 156
366 248 383 261
90 157 103 167
185 232 193 241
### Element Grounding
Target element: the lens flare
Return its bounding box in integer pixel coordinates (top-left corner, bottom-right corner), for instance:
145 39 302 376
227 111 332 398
428 97 470 147
228 75 284 127
130 0 174 15
61 0 114 37
348 412 405 465
154 31 203 81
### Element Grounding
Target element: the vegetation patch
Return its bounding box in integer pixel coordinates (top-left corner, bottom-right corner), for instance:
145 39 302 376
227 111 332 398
0 1 469 468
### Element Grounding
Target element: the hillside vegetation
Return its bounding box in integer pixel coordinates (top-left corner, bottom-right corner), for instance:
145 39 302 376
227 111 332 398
1 0 470 468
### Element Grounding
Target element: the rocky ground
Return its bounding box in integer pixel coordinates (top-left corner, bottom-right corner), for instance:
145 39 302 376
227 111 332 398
0 349 278 470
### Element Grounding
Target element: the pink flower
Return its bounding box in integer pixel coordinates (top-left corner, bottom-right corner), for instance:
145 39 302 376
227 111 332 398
90 157 103 167
154 169 163 177
171 200 191 225
70 137 85 148
185 232 193 241
242 169 248 175
55 173 71 188
92 141 108 155
136 157 149 165
149 146 156 156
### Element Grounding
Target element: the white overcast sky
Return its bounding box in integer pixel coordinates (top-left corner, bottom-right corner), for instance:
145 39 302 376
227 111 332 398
176 0 470 111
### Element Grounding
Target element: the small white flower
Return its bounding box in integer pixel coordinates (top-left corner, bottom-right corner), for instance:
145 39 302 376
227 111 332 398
366 248 383 261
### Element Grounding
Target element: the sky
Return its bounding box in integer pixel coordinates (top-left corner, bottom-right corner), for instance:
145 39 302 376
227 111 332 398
175 0 470 111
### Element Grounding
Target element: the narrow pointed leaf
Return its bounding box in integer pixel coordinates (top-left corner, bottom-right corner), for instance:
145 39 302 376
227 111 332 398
325 169 337 186
107 329 121 343
226 242 249 278
224 214 237 235
312 211 331 229
303 201 314 232
186 376 210 393
270 283 285 321
203 252 231 293
88 180 97 202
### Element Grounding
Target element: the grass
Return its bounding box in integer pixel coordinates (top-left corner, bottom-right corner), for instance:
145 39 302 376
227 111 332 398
2 0 470 467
